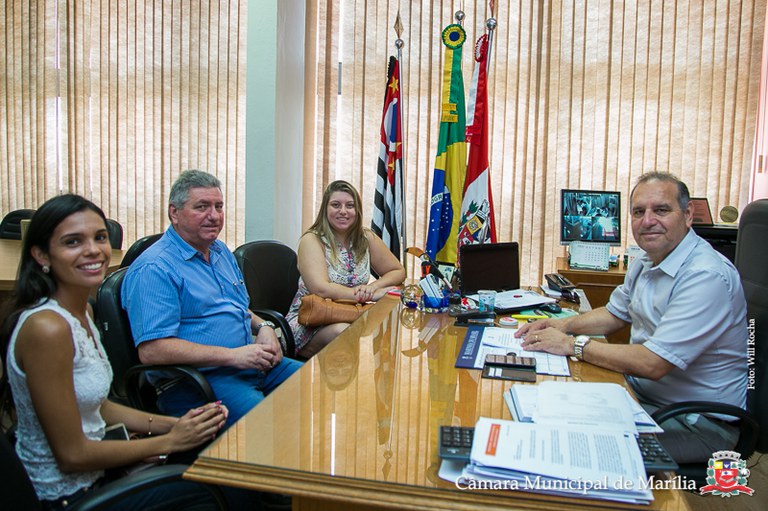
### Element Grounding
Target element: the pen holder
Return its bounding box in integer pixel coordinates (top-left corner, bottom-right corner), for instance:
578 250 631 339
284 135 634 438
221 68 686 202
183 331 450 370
420 291 449 314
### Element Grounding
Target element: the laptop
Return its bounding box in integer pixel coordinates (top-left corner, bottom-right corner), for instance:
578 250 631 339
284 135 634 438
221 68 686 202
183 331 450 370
689 197 714 226
459 242 521 296
459 242 556 313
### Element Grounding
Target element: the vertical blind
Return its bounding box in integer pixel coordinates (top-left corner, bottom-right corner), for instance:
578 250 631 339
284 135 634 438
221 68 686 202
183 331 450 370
304 0 766 284
0 1 248 247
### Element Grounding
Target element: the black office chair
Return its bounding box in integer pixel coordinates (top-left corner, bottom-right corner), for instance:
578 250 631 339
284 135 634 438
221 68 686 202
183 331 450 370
737 199 768 452
119 233 163 268
233 240 300 358
95 267 216 411
1 432 227 511
105 218 124 249
0 208 35 240
651 199 767 486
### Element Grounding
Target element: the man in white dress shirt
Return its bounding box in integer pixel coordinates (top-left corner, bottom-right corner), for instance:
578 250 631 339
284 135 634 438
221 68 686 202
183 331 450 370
517 172 748 463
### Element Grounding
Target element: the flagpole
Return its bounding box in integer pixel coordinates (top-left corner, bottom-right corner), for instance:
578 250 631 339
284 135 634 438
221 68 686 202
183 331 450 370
485 14 497 74
371 12 407 270
395 35 408 274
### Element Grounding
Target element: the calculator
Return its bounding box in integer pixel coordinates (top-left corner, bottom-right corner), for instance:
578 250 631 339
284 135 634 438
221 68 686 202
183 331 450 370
636 435 679 473
439 426 474 461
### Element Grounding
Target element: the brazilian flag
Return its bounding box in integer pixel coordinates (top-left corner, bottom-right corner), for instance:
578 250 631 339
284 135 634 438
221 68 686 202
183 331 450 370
425 23 467 265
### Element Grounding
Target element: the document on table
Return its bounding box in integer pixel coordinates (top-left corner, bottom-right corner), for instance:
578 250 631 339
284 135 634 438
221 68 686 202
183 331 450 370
463 417 653 504
503 383 537 422
534 381 638 435
455 326 570 376
503 381 663 434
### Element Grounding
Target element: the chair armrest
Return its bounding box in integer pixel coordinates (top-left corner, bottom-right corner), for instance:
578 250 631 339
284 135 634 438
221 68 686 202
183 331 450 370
124 365 216 411
70 464 227 511
651 401 760 458
253 307 296 358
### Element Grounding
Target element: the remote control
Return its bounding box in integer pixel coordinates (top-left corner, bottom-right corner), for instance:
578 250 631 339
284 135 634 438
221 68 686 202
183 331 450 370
637 435 678 473
439 426 474 461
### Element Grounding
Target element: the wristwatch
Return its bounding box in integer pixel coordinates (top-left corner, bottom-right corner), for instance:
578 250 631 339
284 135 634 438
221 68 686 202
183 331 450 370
573 335 591 360
254 321 276 335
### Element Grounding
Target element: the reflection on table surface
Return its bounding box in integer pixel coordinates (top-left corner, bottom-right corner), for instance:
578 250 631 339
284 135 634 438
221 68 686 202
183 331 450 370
187 296 690 511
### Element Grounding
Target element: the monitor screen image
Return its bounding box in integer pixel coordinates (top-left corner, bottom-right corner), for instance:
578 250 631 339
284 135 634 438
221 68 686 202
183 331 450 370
560 189 621 245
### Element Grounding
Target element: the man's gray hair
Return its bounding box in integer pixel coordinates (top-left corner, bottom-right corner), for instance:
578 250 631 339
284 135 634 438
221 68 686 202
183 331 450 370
630 171 690 210
169 170 222 208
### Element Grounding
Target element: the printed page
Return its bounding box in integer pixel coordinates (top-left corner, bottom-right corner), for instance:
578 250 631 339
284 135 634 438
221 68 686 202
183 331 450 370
479 327 570 376
470 418 647 489
534 382 638 435
506 384 538 422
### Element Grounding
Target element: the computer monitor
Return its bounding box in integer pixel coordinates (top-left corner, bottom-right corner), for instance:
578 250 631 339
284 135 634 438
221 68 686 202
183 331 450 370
560 189 621 246
459 242 520 296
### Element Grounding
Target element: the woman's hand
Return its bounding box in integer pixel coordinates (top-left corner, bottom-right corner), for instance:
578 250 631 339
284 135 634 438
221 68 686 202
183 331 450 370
355 284 399 302
353 284 376 302
165 402 227 452
371 286 397 301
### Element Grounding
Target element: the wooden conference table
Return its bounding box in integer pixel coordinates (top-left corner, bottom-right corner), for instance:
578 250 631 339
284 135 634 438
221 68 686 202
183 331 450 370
185 296 690 511
0 238 125 291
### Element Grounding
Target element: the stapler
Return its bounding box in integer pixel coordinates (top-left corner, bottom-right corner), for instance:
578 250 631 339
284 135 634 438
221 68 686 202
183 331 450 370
454 310 495 326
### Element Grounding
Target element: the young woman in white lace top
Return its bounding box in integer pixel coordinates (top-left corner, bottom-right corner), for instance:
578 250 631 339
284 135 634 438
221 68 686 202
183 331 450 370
1 195 227 510
286 180 405 358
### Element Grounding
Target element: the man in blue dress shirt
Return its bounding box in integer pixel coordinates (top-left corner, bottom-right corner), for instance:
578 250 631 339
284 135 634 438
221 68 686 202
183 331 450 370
123 170 302 427
517 172 748 463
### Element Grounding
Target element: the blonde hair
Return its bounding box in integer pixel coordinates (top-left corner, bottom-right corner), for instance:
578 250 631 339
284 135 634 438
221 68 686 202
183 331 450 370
306 180 369 263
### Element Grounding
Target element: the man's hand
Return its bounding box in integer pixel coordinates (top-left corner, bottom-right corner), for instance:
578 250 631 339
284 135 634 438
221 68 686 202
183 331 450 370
252 326 283 367
519 327 574 356
229 343 279 371
514 317 568 338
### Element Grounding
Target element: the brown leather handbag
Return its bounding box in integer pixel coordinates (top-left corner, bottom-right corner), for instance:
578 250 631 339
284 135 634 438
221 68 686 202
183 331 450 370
297 294 374 327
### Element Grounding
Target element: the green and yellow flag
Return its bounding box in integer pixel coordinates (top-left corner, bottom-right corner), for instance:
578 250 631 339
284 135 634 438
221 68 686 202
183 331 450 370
425 23 467 265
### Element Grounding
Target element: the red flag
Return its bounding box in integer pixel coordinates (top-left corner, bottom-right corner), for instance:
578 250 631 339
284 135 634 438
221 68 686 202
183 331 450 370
458 34 497 251
372 56 404 259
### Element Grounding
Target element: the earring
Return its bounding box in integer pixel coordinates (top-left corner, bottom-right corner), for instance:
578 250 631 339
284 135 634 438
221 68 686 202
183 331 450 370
42 265 50 274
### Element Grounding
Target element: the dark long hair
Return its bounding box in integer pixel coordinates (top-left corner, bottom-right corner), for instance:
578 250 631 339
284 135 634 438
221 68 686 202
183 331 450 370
1 194 107 428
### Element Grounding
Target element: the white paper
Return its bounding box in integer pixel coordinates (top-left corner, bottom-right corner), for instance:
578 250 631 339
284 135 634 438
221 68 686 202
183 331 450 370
503 382 663 434
476 327 571 376
504 384 537 422
624 392 664 434
534 381 638 435
467 418 653 504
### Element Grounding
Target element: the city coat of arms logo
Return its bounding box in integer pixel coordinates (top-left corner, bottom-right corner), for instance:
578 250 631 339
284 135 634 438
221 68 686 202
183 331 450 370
699 450 754 497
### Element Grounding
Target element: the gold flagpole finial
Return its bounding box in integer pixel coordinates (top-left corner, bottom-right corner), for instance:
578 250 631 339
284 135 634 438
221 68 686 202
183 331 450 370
394 10 403 39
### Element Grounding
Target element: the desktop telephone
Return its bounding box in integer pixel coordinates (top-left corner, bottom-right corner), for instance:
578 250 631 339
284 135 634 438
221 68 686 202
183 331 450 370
545 273 575 292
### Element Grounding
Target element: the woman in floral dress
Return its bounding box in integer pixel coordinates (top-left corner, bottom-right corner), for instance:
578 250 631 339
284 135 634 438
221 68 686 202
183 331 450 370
286 180 405 358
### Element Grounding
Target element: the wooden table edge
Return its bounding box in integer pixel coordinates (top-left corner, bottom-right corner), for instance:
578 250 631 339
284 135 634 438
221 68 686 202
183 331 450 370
184 458 684 511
